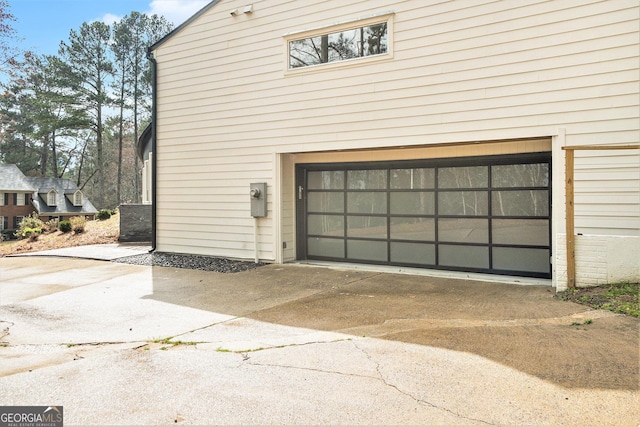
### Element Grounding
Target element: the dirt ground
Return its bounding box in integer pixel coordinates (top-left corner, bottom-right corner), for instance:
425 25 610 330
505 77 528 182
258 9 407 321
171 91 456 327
556 283 639 318
0 213 119 257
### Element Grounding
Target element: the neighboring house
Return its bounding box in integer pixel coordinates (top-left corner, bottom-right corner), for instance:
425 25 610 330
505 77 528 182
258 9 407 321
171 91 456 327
0 164 38 233
0 164 98 235
27 177 98 222
147 0 639 289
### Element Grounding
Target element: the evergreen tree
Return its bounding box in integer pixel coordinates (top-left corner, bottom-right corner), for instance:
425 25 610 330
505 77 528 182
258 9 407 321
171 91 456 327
59 21 113 208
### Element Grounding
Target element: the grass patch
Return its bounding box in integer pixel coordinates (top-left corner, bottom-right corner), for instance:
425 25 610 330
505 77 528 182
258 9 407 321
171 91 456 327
555 282 639 318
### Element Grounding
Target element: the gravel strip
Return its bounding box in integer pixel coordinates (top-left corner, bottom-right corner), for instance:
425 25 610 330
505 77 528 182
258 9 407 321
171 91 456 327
114 252 264 273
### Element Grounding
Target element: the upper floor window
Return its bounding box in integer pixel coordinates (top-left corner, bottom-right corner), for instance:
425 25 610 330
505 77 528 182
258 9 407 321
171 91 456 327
47 190 57 206
287 14 391 70
16 192 25 206
73 191 83 206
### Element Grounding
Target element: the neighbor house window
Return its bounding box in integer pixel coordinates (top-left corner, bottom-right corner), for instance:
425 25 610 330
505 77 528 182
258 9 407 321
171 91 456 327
47 190 57 206
16 193 25 206
288 15 391 69
0 216 4 230
73 191 82 206
15 216 24 228
0 192 4 206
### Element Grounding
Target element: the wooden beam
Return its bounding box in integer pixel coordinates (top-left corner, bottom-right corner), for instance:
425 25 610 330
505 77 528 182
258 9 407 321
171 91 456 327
562 144 640 151
565 149 575 288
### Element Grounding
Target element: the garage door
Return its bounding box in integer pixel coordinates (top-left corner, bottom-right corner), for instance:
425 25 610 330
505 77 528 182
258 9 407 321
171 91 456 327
296 153 551 278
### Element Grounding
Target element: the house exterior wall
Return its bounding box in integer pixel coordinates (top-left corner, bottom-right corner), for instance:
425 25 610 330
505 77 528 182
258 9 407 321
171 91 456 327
0 192 36 230
153 0 639 287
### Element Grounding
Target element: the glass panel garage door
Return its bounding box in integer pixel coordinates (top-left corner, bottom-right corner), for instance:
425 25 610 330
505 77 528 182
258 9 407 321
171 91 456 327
297 153 551 278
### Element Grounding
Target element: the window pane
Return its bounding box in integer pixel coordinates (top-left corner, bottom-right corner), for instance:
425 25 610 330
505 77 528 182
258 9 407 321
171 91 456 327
308 237 345 258
438 191 488 216
390 217 435 241
493 247 550 273
289 23 387 69
289 36 324 68
390 168 434 189
438 166 488 188
347 192 387 213
347 169 387 189
438 218 489 243
347 216 387 239
390 192 434 215
391 242 435 265
308 214 344 237
439 245 489 269
308 192 344 213
308 171 344 189
493 219 549 246
492 190 549 216
347 240 387 262
492 163 549 187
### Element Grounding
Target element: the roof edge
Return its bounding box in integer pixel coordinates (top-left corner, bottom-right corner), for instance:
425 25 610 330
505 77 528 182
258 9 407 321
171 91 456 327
137 123 152 160
149 0 223 52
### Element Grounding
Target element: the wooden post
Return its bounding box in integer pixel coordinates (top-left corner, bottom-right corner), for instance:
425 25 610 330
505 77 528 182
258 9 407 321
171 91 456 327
565 149 575 288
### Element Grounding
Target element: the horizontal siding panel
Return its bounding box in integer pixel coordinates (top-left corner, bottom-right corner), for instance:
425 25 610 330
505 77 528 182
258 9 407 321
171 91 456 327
157 215 262 227
158 238 273 260
158 228 271 240
575 216 639 230
156 111 637 148
573 205 639 216
157 78 638 127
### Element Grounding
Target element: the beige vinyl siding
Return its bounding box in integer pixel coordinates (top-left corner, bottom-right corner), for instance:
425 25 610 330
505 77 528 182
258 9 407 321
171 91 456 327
154 0 639 259
574 149 640 236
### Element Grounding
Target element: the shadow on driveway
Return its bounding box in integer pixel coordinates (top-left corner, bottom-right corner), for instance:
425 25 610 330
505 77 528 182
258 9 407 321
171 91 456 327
145 263 639 391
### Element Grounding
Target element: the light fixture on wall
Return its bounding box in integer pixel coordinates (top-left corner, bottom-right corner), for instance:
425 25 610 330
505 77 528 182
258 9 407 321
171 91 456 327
230 5 253 16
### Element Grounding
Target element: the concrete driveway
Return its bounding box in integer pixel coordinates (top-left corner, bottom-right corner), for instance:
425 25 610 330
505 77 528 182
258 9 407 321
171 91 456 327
0 253 638 426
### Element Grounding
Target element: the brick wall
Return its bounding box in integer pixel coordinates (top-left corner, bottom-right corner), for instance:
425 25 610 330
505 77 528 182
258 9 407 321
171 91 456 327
0 193 36 229
555 234 640 290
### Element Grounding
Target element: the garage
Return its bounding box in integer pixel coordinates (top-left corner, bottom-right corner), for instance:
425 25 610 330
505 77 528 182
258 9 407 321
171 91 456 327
296 152 551 278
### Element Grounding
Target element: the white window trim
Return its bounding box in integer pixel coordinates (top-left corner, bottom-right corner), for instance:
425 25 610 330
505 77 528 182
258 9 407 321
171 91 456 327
283 12 395 75
47 190 57 206
73 191 83 206
16 192 25 206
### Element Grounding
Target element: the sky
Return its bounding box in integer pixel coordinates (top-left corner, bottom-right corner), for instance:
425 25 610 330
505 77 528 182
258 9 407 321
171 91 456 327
9 0 210 56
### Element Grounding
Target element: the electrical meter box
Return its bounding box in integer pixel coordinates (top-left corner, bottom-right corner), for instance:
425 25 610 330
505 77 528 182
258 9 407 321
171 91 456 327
250 182 267 217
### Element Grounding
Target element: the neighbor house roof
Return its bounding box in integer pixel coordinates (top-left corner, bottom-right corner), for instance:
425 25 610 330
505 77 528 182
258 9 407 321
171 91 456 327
26 177 98 216
0 164 37 192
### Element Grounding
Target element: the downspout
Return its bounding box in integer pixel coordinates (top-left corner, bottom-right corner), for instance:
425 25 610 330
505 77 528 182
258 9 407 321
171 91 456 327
147 48 158 253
